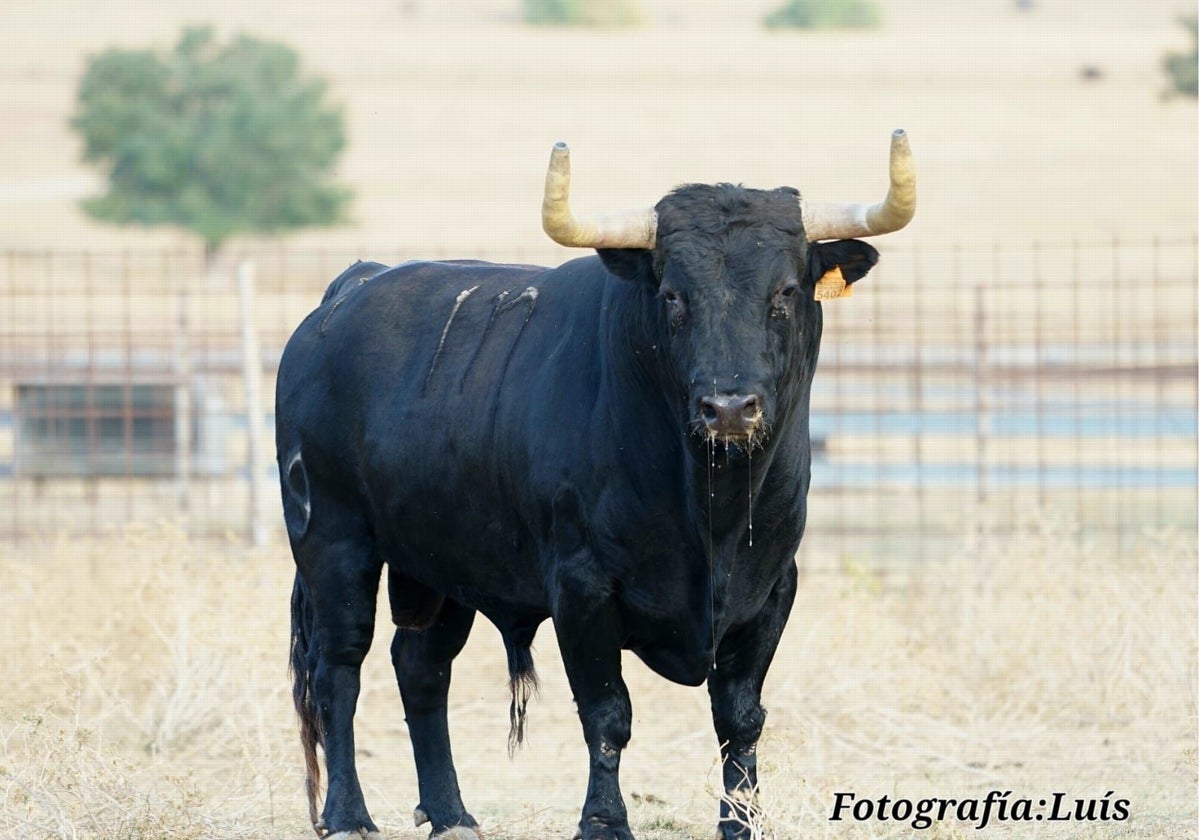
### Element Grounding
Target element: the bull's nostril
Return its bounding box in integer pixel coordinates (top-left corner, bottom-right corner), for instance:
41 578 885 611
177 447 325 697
741 396 760 420
700 400 719 426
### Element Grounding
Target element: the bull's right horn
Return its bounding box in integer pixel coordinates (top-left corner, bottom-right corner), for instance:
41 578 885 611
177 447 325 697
542 142 658 249
800 129 917 242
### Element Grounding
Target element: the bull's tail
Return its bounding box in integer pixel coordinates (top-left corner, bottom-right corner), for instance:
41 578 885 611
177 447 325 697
290 572 324 833
505 637 539 756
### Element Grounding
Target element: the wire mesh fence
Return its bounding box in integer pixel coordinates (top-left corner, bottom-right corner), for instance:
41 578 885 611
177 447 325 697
810 237 1197 564
0 239 1195 562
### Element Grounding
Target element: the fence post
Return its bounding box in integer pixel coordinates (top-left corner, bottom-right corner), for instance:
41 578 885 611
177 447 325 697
173 262 192 533
912 244 925 559
974 280 989 509
239 261 270 546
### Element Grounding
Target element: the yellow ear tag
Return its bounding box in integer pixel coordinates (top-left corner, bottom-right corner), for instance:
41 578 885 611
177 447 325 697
814 266 853 300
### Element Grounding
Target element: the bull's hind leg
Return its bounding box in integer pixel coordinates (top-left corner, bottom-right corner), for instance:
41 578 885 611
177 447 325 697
291 517 384 839
389 568 480 839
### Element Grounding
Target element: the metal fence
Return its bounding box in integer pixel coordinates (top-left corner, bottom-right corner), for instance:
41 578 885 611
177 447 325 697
0 239 1195 561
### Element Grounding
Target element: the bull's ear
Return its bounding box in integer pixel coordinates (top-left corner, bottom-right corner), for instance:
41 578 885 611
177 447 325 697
597 248 656 285
808 239 880 285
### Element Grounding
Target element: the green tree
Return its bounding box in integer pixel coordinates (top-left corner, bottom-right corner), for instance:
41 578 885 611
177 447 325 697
763 0 880 30
72 26 351 261
523 0 644 27
1163 15 1198 98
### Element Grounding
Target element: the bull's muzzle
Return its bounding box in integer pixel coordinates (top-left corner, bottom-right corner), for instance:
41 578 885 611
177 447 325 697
698 393 762 439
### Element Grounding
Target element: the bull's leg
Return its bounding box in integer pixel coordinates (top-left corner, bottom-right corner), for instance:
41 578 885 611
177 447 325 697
389 576 480 838
296 530 385 838
552 554 635 840
707 561 798 840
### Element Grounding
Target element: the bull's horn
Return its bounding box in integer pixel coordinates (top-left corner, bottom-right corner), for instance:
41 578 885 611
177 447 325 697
800 129 916 242
542 142 658 249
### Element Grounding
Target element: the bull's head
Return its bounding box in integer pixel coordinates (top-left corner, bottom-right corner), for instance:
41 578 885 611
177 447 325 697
542 132 915 451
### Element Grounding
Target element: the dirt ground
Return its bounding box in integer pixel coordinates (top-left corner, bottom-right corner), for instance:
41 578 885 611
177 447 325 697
0 1 1196 838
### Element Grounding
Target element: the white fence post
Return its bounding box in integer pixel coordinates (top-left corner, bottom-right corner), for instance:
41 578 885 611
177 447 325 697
239 261 270 546
173 279 192 531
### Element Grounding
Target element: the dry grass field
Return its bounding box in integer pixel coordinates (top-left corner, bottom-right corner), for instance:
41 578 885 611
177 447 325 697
0 1 1196 838
0 524 1195 839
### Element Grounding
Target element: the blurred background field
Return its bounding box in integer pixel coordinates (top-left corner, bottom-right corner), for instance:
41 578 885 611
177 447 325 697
2 0 1196 252
0 0 1195 838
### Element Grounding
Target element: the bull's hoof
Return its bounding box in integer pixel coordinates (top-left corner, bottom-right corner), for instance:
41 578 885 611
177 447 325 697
324 832 385 840
431 827 482 840
572 819 634 840
410 801 481 838
715 822 758 840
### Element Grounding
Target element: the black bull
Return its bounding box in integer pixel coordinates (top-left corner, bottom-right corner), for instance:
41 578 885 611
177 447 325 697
277 184 882 840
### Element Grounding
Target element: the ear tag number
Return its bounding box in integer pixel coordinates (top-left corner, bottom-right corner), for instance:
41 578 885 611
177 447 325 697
814 266 854 301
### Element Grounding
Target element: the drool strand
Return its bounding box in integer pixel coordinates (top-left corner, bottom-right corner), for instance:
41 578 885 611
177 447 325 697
747 445 753 548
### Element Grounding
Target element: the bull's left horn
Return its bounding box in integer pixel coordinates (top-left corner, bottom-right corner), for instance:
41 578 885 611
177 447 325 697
542 142 658 249
800 129 916 241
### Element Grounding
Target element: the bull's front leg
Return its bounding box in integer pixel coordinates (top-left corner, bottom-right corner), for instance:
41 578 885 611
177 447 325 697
707 560 798 840
551 552 634 840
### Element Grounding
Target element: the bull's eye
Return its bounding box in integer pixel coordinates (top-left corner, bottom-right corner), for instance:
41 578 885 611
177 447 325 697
771 283 800 318
661 288 686 328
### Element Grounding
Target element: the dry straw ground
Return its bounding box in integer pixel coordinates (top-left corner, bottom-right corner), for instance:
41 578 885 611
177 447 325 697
1 0 1196 838
1 522 1195 839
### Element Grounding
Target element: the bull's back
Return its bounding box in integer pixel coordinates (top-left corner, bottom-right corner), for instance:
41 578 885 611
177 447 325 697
276 258 611 591
279 258 554 449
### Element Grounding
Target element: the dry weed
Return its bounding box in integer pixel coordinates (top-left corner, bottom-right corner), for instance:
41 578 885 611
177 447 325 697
0 517 1194 839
